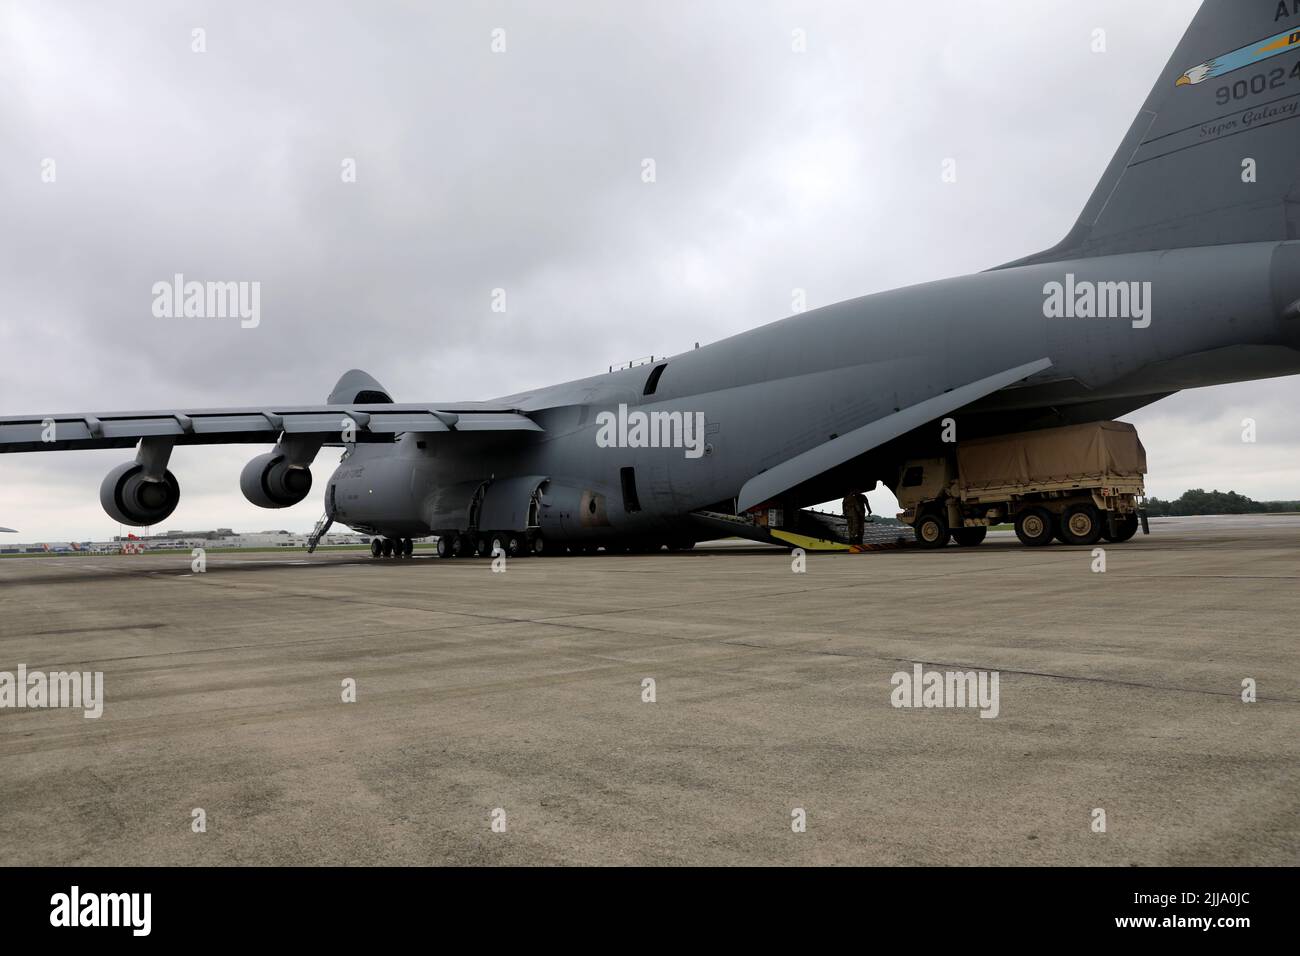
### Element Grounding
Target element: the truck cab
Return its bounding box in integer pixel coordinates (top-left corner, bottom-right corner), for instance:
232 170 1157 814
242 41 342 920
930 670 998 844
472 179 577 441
895 457 954 526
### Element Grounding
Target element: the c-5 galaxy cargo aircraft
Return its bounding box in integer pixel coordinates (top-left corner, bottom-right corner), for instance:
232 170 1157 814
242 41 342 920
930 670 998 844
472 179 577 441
3 0 1300 558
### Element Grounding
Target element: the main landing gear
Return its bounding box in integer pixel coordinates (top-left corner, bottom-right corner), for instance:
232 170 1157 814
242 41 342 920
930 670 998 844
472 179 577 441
427 532 699 559
370 537 415 559
433 531 544 559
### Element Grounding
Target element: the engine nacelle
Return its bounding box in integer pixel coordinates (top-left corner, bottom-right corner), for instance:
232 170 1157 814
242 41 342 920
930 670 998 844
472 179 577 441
100 462 181 526
240 452 313 509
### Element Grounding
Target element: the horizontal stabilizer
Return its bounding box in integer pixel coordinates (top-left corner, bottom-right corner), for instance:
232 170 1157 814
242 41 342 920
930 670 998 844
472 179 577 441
736 358 1054 512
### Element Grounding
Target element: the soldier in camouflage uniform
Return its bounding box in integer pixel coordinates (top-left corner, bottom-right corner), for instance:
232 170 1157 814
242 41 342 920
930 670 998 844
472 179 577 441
842 489 869 545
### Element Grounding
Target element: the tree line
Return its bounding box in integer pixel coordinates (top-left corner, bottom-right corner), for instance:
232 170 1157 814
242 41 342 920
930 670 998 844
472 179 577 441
1144 489 1300 516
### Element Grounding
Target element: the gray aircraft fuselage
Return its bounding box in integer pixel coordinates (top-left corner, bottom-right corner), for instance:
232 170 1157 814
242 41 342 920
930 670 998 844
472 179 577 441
330 241 1300 544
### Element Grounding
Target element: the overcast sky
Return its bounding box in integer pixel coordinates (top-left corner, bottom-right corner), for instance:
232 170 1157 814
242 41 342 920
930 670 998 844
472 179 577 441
1 0 1294 541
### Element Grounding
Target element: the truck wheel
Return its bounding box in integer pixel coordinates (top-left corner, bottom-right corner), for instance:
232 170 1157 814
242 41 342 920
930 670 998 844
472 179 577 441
1058 503 1103 546
914 511 949 548
953 526 987 547
1014 507 1055 547
1101 513 1139 543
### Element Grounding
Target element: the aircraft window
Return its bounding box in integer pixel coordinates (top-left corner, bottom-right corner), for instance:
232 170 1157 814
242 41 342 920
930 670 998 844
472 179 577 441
620 466 642 513
902 466 925 487
643 363 667 396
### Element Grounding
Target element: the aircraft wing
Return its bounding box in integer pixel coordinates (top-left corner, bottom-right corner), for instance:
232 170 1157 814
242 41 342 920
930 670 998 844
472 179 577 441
736 357 1054 512
0 403 542 454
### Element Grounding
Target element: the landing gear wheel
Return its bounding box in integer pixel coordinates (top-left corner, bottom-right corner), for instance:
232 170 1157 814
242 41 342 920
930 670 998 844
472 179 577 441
450 535 465 558
436 536 452 558
1058 503 1103 546
914 511 949 549
953 526 987 547
475 536 490 558
506 535 522 557
1014 507 1055 547
381 538 394 558
402 538 414 558
490 535 507 557
1102 513 1140 543
371 539 383 559
531 534 546 556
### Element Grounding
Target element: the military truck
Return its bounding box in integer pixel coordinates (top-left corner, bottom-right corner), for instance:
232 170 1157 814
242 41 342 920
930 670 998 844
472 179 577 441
895 421 1149 548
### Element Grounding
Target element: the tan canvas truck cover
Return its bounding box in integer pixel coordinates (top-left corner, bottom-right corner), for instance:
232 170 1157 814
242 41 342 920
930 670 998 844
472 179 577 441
956 422 1147 491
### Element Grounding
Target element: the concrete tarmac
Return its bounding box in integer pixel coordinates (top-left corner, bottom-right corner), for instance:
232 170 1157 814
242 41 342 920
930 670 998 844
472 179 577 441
0 515 1296 865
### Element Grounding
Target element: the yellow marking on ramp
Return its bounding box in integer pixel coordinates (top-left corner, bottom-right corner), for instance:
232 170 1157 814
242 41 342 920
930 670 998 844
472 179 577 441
770 530 849 552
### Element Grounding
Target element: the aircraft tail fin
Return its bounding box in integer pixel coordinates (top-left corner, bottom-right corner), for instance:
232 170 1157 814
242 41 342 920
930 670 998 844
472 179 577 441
1000 0 1300 268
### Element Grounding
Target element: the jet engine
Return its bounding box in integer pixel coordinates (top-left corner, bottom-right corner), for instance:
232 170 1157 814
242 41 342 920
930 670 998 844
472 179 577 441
240 452 313 509
99 461 181 526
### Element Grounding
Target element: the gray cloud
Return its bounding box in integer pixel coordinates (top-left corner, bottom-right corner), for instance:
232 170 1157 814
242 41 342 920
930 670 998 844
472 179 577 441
4 0 1291 540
